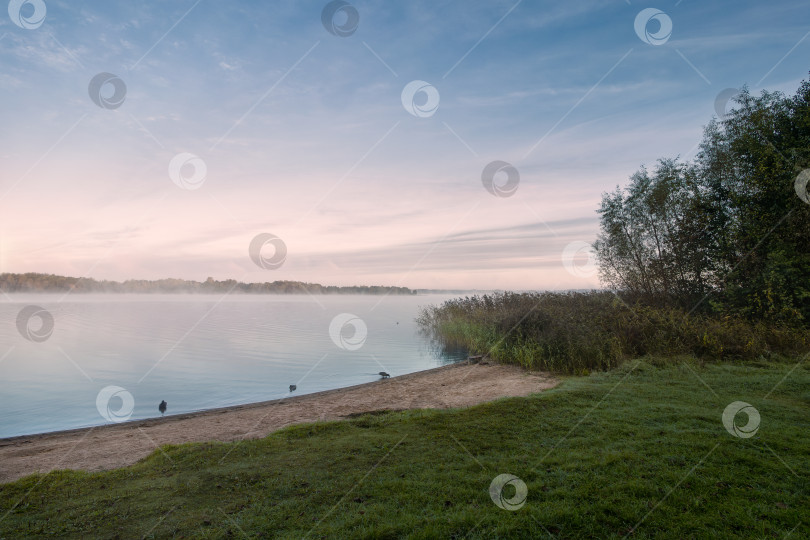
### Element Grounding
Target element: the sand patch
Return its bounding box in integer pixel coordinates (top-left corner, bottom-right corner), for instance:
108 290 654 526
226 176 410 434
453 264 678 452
0 362 556 483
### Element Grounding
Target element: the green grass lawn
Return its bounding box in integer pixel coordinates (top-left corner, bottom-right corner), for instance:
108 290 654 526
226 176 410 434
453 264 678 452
1 357 807 539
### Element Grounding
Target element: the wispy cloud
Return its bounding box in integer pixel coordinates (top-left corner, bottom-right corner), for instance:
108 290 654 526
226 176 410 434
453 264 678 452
0 0 808 288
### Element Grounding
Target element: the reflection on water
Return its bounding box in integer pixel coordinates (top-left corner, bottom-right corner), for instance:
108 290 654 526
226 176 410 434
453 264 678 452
0 294 465 438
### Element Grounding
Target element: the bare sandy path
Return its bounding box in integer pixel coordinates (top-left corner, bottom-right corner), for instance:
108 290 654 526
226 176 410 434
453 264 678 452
0 362 557 483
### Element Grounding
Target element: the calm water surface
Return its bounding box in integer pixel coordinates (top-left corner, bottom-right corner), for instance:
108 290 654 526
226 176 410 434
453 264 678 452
0 294 464 438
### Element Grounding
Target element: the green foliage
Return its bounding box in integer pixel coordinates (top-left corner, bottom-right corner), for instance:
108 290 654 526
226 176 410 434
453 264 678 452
595 75 810 324
417 292 809 374
1 361 808 538
594 159 714 306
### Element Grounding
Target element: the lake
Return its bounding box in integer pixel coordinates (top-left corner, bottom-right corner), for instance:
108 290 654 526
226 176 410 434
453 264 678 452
0 294 465 438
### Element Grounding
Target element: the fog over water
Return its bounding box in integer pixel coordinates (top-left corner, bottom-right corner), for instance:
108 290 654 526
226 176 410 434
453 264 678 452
0 294 466 438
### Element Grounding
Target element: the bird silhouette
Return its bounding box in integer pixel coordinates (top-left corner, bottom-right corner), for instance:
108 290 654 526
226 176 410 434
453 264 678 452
158 400 167 416
289 384 297 392
378 372 390 379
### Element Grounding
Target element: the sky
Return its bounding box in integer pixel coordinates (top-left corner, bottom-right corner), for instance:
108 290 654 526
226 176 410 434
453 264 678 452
0 0 808 290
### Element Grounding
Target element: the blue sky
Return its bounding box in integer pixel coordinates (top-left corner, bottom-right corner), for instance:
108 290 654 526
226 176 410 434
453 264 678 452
0 0 808 289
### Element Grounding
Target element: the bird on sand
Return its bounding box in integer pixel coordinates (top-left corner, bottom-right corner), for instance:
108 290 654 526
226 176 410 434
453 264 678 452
378 372 390 379
158 400 167 416
289 384 297 392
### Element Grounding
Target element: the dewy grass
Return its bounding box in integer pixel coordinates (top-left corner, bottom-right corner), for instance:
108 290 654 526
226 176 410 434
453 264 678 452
0 359 807 538
417 292 810 374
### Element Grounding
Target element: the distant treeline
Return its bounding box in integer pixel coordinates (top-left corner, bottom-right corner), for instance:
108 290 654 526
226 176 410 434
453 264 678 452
0 273 416 295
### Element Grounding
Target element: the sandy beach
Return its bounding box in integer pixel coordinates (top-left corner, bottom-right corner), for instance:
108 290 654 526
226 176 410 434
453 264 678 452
0 361 556 484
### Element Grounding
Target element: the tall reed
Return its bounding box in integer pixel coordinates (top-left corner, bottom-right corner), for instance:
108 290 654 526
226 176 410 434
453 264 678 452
417 292 809 374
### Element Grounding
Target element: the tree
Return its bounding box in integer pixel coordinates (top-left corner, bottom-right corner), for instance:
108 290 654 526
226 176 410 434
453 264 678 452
594 159 714 306
594 75 810 324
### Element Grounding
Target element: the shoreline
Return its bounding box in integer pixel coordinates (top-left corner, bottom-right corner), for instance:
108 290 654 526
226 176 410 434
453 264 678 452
0 365 463 443
0 361 557 484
